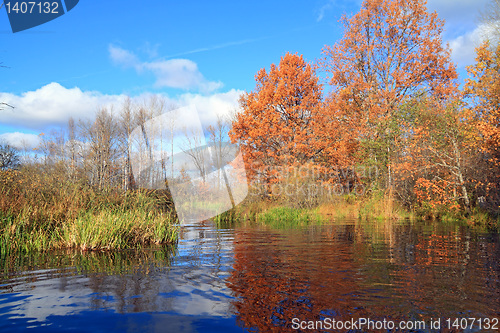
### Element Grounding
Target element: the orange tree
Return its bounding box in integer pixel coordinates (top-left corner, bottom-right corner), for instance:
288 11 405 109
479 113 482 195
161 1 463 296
464 41 500 212
395 97 479 213
229 53 324 191
320 0 458 189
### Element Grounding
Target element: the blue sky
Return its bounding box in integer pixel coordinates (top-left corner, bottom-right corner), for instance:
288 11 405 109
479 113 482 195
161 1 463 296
0 0 494 148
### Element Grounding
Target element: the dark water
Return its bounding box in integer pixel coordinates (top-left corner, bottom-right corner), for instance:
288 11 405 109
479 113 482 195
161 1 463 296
0 219 499 332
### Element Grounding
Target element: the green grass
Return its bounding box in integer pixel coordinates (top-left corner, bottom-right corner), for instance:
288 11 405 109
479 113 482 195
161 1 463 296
357 191 414 221
212 188 499 232
0 207 178 255
60 209 178 251
213 201 325 229
213 208 241 228
212 200 264 228
438 208 500 231
0 211 58 254
256 206 324 228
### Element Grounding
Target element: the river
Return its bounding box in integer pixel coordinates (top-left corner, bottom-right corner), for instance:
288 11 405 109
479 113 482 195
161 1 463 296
1 219 499 332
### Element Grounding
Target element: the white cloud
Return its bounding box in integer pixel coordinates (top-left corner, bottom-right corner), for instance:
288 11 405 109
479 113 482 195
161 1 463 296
139 41 161 59
0 132 41 149
179 89 243 125
142 59 223 92
316 0 358 22
448 23 493 67
109 45 139 67
0 82 243 147
316 1 332 22
108 45 222 93
0 82 125 130
427 0 490 26
426 0 498 67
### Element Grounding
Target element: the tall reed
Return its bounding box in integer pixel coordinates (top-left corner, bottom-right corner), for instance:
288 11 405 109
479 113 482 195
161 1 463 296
0 167 178 255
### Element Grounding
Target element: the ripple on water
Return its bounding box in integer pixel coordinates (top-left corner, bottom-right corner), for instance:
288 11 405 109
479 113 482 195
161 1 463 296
0 219 499 332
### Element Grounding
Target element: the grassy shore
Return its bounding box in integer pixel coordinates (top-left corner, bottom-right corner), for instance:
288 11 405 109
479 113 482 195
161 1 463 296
214 192 409 228
0 169 179 255
214 189 499 231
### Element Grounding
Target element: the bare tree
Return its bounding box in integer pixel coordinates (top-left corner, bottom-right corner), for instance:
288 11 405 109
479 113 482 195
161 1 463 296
128 96 177 189
66 117 79 179
133 98 160 188
150 96 169 185
180 127 210 182
207 114 232 189
119 97 136 190
80 107 121 189
0 140 21 170
39 127 66 164
480 0 500 46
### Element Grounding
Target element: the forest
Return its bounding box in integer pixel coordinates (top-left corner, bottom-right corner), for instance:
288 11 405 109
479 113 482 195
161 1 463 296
230 0 500 226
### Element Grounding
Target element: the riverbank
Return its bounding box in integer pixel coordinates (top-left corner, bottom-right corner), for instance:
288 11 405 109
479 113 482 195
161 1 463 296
2 166 498 255
214 190 500 231
0 169 178 255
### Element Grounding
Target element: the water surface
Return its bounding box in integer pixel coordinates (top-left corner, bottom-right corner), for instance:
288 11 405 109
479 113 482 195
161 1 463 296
1 219 499 332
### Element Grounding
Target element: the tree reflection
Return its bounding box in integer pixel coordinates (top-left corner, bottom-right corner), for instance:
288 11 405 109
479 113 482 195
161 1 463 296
227 223 500 332
227 225 371 332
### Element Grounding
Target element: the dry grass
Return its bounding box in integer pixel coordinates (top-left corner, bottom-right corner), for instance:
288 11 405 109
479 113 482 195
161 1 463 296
317 190 413 221
0 167 178 255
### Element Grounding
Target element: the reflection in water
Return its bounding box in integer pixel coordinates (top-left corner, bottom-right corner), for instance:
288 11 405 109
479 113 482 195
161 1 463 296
1 248 178 323
227 222 500 332
0 219 499 332
0 223 240 332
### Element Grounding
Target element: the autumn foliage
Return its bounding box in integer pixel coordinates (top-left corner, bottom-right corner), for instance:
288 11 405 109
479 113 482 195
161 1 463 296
395 98 479 212
230 0 499 220
464 41 500 210
321 0 458 188
230 53 324 184
465 41 500 159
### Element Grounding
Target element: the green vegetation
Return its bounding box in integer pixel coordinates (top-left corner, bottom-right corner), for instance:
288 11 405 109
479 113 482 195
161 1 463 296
0 167 178 256
256 206 323 228
214 204 323 229
60 208 178 251
213 186 499 231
